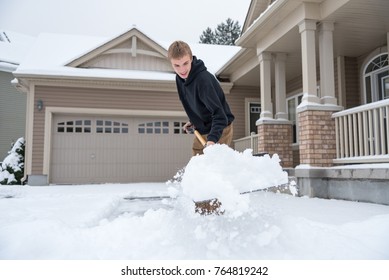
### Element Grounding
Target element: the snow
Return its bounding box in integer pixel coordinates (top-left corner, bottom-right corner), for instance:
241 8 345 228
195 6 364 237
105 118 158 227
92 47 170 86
0 137 24 184
0 30 35 70
13 30 241 80
180 145 288 215
1 145 389 260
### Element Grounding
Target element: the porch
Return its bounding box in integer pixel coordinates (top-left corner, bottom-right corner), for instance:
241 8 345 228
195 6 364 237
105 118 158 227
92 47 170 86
233 99 389 205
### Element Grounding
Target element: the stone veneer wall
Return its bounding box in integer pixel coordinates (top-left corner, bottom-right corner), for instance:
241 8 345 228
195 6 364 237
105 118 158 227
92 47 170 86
298 110 337 167
257 123 293 168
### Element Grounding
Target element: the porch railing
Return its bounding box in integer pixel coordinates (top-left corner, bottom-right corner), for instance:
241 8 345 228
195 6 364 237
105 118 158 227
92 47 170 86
332 99 389 164
233 133 259 154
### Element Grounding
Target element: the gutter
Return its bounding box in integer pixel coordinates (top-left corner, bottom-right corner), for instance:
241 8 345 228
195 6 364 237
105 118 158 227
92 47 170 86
0 61 18 72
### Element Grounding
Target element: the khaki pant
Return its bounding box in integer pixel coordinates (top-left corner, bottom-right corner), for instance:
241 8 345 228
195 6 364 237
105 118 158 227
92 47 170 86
192 123 233 156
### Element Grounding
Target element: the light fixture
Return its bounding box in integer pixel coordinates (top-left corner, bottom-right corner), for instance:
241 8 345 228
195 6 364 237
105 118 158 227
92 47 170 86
37 99 43 111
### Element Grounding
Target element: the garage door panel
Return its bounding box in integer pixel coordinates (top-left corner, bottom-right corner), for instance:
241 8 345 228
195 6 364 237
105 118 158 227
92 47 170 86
51 115 192 184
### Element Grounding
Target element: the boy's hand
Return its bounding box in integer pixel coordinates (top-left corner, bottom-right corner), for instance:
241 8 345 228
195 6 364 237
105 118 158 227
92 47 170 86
183 121 194 134
206 141 215 147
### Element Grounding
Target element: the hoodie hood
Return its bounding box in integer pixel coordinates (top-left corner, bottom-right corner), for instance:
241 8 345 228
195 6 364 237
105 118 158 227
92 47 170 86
184 56 207 85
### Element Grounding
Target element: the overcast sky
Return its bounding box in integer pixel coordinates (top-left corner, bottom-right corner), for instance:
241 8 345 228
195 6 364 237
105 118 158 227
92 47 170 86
0 0 251 43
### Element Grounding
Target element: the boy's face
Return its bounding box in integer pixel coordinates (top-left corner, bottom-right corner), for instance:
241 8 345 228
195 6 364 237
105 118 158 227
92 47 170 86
170 54 192 79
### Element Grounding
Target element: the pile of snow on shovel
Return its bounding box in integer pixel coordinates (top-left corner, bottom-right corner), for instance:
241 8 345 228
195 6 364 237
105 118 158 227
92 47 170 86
168 144 290 217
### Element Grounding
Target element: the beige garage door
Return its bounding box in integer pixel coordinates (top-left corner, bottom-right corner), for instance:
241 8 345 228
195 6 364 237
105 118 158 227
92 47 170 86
51 114 193 184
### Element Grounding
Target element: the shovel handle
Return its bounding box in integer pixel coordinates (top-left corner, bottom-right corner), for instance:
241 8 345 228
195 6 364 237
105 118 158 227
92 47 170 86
194 130 207 147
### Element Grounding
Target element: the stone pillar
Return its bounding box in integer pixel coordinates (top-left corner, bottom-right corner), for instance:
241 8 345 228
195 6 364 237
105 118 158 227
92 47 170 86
318 22 337 105
299 19 320 104
258 52 273 119
257 119 293 168
298 109 340 167
274 53 288 120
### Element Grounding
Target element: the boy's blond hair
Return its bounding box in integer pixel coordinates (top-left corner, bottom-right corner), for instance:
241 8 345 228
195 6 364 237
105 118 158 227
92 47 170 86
167 41 193 60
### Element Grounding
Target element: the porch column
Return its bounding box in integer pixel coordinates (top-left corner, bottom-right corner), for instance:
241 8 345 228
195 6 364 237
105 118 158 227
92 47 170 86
297 20 343 168
274 53 288 120
256 52 293 168
298 20 320 104
318 22 337 105
258 52 273 119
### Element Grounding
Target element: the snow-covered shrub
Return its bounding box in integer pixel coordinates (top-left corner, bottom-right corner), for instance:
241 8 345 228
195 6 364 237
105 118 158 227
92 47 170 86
0 137 25 185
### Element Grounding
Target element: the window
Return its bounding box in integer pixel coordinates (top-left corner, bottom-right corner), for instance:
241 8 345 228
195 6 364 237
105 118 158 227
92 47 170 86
174 122 187 134
383 76 389 100
364 53 389 103
57 120 91 133
249 103 261 134
56 119 128 134
96 120 128 134
138 121 169 134
287 94 303 144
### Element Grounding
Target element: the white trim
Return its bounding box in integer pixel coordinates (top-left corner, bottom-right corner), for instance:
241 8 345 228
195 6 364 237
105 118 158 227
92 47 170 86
245 98 260 136
332 99 389 117
45 107 187 117
24 83 35 179
286 93 303 144
361 51 389 104
333 155 389 164
43 107 187 181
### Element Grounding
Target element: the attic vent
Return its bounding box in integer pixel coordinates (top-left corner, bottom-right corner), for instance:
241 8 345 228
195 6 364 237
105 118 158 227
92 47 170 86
0 32 11 43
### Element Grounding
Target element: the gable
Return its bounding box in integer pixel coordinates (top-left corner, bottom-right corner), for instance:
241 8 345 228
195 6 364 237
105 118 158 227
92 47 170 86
66 28 174 73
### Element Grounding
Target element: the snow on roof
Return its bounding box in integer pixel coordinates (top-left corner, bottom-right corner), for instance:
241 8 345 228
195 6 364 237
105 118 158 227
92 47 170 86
14 30 241 81
0 30 35 72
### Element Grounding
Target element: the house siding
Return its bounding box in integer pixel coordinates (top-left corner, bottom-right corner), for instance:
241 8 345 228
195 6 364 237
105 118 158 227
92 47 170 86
228 86 260 140
344 56 360 109
0 71 26 160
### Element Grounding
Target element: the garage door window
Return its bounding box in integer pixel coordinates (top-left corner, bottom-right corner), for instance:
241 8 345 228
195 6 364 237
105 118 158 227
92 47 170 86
56 119 128 134
138 121 169 134
174 122 186 134
96 120 128 134
57 120 92 133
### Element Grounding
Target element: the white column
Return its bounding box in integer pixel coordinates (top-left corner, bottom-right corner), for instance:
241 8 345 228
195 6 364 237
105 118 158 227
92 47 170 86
258 52 273 119
299 19 320 104
274 53 288 120
318 22 337 105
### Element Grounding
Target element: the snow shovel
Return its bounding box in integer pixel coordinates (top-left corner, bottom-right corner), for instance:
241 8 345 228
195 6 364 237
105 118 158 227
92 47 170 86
192 130 225 215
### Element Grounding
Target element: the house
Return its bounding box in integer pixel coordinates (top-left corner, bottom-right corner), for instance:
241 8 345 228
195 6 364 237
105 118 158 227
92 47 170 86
12 28 244 185
0 31 33 160
12 0 389 205
218 0 389 204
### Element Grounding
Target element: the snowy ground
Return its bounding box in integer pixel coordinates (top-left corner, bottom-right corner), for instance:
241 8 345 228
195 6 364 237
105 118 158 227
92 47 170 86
1 145 389 260
1 183 389 260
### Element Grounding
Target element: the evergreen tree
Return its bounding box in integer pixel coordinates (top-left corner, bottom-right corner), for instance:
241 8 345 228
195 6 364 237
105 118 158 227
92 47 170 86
199 18 241 45
199 27 216 44
0 138 25 185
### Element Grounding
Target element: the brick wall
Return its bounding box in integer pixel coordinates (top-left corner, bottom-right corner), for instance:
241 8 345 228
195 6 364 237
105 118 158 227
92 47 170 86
298 110 337 167
257 123 293 168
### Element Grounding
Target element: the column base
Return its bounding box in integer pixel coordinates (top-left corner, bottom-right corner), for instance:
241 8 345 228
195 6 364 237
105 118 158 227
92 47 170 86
257 120 293 168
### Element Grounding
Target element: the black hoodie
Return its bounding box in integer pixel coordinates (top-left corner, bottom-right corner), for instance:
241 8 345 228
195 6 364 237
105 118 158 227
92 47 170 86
175 56 235 143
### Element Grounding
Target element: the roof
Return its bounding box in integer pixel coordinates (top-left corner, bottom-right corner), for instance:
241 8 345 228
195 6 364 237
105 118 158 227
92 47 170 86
13 27 241 82
0 30 35 72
